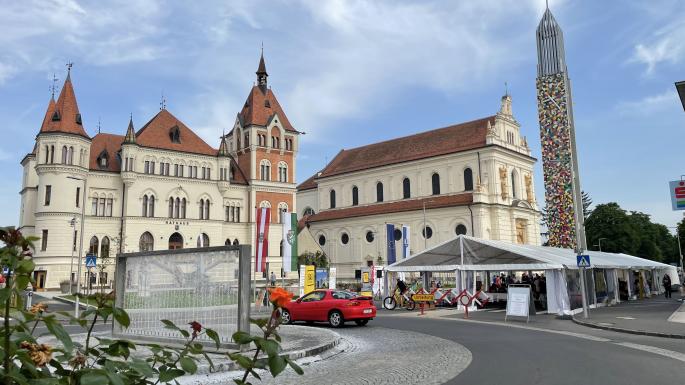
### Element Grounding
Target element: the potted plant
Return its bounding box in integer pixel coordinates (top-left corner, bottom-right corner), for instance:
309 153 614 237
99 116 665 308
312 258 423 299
59 279 70 294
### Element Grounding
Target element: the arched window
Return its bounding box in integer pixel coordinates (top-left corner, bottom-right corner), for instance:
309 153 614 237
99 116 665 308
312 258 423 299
260 160 271 181
142 195 148 217
225 238 231 246
204 199 210 219
149 196 155 217
197 233 209 248
101 237 110 259
464 168 474 191
422 226 433 239
376 182 384 202
68 146 74 165
181 198 186 219
168 197 174 218
318 234 326 246
277 202 288 223
431 173 440 195
232 239 239 246
44 145 49 163
352 186 359 206
330 190 336 209
511 171 517 198
278 162 288 182
61 146 68 164
139 232 154 251
455 224 468 235
199 199 205 220
169 232 183 250
403 178 411 199
89 236 99 257
50 145 54 163
303 207 315 216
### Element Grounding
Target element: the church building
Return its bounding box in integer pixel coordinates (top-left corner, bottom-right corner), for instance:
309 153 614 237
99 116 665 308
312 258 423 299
297 95 542 280
18 54 299 290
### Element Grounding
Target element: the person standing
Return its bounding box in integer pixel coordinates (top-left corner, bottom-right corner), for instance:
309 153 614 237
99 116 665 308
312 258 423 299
270 271 277 287
662 274 672 299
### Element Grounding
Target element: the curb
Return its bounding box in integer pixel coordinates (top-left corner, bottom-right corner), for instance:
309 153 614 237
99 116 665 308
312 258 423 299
571 316 685 339
51 296 94 309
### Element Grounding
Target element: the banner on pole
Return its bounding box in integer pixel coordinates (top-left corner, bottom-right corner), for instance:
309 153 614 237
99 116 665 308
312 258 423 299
282 212 298 272
304 265 315 294
386 224 396 265
255 207 271 273
402 225 410 259
669 180 685 210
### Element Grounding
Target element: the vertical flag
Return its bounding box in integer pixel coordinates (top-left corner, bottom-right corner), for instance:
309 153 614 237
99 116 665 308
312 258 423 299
282 212 298 272
255 207 271 273
386 224 396 265
402 225 410 259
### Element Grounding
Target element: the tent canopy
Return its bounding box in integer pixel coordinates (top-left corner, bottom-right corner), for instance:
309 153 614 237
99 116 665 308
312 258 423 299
387 235 676 274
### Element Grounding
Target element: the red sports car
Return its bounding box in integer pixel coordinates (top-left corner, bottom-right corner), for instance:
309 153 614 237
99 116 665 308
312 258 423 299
280 289 376 327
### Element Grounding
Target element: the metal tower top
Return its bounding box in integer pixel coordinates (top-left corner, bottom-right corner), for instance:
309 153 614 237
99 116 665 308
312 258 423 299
536 7 566 77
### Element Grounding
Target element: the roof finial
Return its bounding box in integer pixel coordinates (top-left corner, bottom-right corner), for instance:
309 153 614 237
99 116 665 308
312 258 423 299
50 73 59 100
256 45 268 88
505 81 509 96
97 116 101 134
160 91 167 110
546 0 549 10
66 62 73 81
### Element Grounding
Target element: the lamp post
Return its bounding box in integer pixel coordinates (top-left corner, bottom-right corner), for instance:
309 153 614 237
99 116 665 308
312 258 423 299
667 226 684 272
67 176 86 317
68 217 77 294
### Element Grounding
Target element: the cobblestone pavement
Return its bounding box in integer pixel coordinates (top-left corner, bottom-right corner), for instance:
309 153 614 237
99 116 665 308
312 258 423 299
180 325 472 385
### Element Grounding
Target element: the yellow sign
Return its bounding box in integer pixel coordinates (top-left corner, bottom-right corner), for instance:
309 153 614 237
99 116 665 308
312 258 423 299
362 271 370 283
412 294 435 302
304 265 315 294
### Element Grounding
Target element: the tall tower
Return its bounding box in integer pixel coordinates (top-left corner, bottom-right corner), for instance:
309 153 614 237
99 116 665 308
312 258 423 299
536 5 586 250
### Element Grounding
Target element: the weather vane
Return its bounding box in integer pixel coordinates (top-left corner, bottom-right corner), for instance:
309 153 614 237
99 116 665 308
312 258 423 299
66 62 73 73
160 91 167 110
97 117 101 134
50 73 59 98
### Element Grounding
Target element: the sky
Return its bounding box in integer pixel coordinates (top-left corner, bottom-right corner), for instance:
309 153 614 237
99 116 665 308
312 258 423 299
1 0 684 230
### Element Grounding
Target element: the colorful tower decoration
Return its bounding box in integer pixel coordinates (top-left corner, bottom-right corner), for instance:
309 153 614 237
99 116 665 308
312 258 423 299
536 5 586 250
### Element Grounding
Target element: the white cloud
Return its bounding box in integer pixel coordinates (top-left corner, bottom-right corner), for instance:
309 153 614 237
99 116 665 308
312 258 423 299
0 61 16 85
616 89 679 115
630 19 685 74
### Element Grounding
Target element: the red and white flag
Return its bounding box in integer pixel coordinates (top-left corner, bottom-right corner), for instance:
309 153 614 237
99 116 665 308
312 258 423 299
255 207 271 273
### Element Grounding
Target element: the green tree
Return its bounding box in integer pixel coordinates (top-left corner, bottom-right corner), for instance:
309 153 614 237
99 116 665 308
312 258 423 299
581 190 593 222
585 202 640 254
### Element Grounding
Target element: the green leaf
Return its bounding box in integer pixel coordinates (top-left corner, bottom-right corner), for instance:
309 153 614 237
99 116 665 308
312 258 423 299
249 318 268 328
158 368 185 383
205 328 220 349
43 317 73 352
15 275 30 290
229 353 254 370
201 352 215 371
179 329 190 338
161 319 180 331
179 357 197 374
105 371 126 385
267 355 287 377
260 339 279 357
130 358 155 377
231 331 254 345
15 259 35 274
0 287 11 303
285 357 304 375
112 307 130 328
79 372 109 385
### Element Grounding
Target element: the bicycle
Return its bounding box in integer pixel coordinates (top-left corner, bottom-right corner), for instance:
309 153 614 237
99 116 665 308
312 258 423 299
383 288 416 310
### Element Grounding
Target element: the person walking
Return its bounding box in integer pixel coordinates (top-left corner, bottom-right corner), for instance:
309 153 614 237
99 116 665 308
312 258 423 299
662 274 672 299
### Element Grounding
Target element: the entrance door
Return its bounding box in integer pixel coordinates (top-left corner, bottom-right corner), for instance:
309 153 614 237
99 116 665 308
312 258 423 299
169 232 184 250
34 271 47 291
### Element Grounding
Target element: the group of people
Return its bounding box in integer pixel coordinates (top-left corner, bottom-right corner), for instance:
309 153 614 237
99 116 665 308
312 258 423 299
489 272 546 296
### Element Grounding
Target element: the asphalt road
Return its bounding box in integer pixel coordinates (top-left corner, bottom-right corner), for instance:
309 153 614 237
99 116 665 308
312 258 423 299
374 313 685 385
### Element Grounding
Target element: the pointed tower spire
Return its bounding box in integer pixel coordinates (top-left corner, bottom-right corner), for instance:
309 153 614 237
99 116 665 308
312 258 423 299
124 114 136 144
256 45 268 89
536 6 566 76
39 67 89 138
218 133 229 157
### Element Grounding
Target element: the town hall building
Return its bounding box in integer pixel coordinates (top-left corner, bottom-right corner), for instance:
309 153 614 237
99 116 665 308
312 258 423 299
18 54 300 290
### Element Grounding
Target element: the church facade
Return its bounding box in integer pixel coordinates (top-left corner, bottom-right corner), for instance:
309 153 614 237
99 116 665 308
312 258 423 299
297 96 542 279
18 54 300 290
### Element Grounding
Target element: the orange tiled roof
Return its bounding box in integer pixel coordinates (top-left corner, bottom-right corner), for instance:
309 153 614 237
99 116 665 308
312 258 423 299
239 86 297 132
318 116 494 178
40 75 89 138
297 172 319 191
89 133 124 172
135 109 218 156
306 193 474 223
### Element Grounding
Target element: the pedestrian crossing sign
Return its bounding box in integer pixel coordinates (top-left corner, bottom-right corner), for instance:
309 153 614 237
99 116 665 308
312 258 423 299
85 254 97 268
576 255 591 268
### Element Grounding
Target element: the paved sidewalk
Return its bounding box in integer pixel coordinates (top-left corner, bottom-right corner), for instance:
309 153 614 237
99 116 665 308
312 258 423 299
572 297 685 338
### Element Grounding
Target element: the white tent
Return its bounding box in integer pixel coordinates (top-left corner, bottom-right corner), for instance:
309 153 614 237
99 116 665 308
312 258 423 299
386 235 679 315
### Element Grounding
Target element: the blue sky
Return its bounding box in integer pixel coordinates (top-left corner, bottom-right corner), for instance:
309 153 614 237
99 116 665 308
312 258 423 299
1 0 684 229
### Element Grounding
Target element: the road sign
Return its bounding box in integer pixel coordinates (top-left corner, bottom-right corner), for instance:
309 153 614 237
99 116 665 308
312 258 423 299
412 294 435 302
669 180 685 210
577 255 591 268
85 254 97 268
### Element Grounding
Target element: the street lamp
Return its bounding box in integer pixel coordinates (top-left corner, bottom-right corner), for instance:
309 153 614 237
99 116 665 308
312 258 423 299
595 237 607 252
667 226 684 272
67 175 87 317
68 217 77 294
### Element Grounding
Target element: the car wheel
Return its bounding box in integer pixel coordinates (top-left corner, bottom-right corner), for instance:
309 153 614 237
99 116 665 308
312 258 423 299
280 309 292 324
354 319 369 326
328 310 344 328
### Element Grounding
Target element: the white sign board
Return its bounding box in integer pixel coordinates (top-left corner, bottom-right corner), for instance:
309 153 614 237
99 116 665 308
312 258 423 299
505 285 531 322
328 267 337 290
669 180 685 211
299 265 306 297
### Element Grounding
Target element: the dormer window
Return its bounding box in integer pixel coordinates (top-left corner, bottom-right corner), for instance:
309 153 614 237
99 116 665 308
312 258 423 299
97 151 109 169
264 100 271 108
75 113 82 125
169 125 180 143
51 111 61 121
